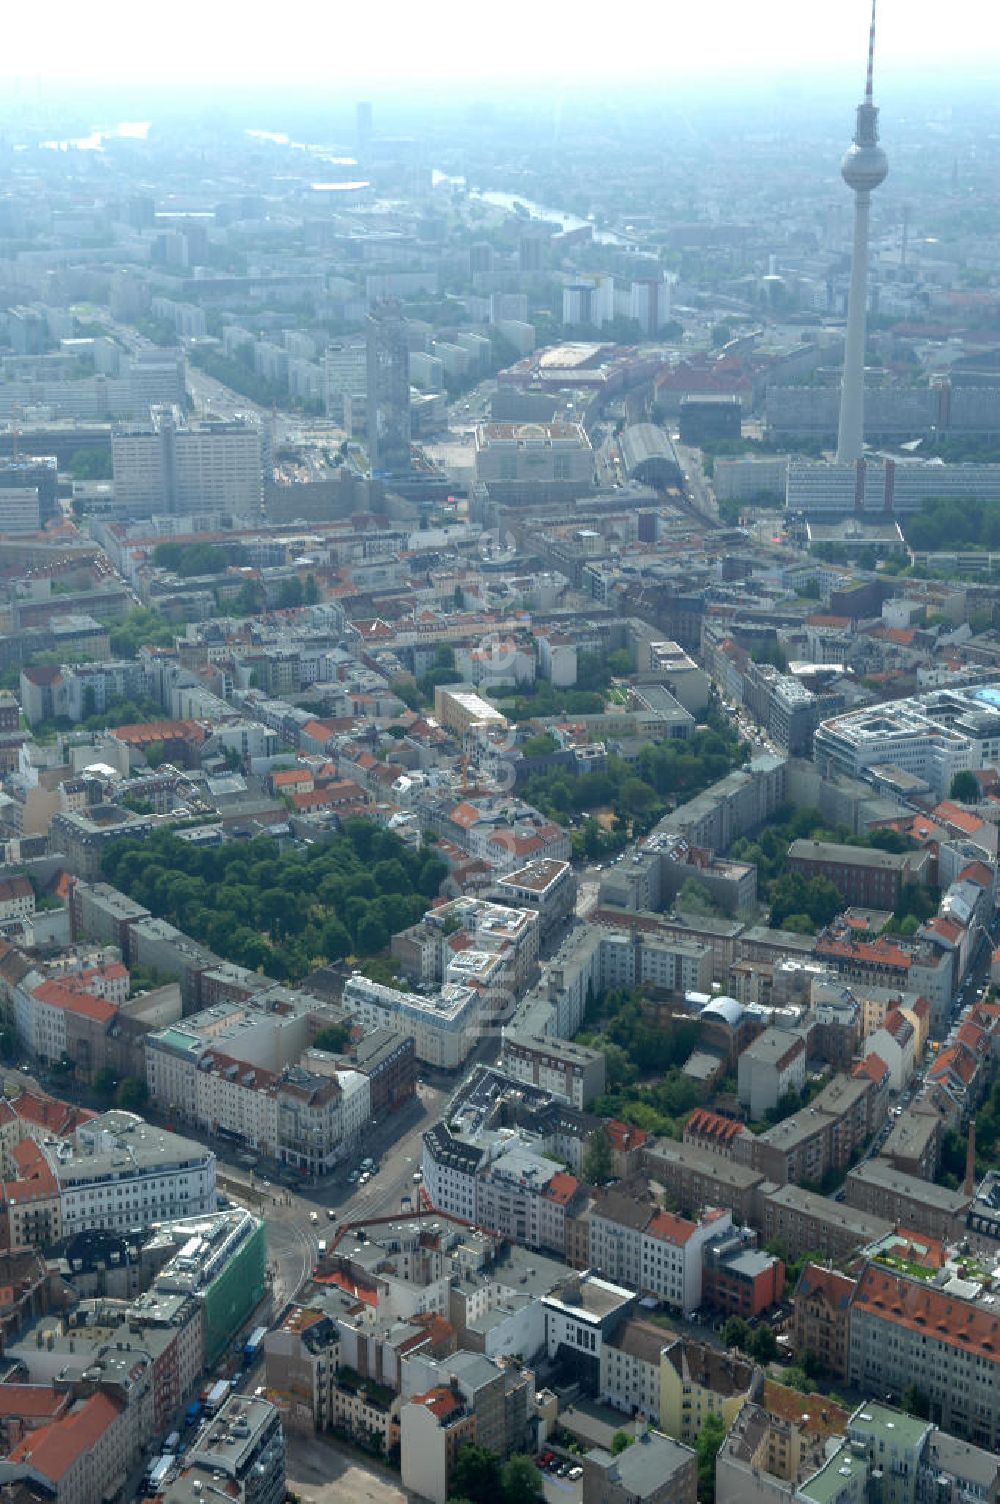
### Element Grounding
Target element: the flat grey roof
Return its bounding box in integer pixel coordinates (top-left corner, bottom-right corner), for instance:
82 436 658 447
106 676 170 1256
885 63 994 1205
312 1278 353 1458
847 1159 971 1213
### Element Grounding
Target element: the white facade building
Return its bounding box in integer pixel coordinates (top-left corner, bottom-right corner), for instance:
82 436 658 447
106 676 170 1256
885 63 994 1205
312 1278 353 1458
46 1111 216 1235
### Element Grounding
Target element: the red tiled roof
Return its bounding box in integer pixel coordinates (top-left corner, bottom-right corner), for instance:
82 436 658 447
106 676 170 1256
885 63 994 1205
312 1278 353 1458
881 1009 912 1041
7 1392 121 1482
604 1118 652 1149
932 1043 979 1085
817 935 911 970
272 769 313 788
10 1091 93 1136
762 1379 849 1438
0 1385 68 1420
544 1171 579 1206
684 1108 745 1145
932 801 985 836
956 1021 989 1055
646 1209 697 1245
851 1264 1000 1365
449 802 482 829
795 1263 855 1309
113 720 206 745
924 916 962 946
605 1120 649 1153
410 1386 461 1422
853 1052 888 1083
314 1269 379 1306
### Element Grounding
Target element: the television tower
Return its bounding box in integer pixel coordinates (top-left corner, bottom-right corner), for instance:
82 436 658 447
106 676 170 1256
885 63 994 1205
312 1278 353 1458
836 0 889 464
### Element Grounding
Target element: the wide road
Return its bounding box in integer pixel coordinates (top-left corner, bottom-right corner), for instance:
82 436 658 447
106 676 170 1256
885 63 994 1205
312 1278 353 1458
217 1079 448 1311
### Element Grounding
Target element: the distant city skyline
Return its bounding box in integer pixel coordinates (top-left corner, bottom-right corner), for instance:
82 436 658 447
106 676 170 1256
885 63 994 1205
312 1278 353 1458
2 0 998 88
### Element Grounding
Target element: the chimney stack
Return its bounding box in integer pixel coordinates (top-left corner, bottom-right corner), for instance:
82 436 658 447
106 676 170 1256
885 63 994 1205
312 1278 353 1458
964 1118 977 1196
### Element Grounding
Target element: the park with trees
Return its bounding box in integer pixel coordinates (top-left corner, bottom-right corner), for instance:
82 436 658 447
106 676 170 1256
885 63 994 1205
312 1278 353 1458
101 818 447 983
576 985 704 1137
728 805 936 935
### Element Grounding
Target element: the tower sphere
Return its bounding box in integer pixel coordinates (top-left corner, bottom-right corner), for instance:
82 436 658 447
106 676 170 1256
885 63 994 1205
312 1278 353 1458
841 140 889 193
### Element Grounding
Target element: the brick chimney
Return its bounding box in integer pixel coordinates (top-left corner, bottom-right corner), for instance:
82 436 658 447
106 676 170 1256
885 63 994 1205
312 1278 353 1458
964 1118 977 1197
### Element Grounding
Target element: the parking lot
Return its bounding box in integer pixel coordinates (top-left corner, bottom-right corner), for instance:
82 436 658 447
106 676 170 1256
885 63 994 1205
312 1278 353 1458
285 1436 411 1504
543 1472 583 1504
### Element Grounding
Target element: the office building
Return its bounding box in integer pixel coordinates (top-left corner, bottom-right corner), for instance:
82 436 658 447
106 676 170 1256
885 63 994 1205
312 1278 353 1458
814 683 1000 798
324 339 367 421
0 455 59 528
473 421 594 507
171 1395 284 1504
366 300 410 475
786 456 1000 518
112 405 263 516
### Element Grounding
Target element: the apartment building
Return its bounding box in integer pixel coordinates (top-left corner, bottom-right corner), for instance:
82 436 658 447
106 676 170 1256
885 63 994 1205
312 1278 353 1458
791 1264 855 1380
641 1140 765 1226
737 1029 807 1119
600 1319 666 1423
787 840 931 910
848 1264 1000 1450
6 1391 129 1504
179 1395 285 1504
844 1160 971 1243
742 1073 880 1187
588 1189 732 1315
391 895 539 1002
582 1429 697 1504
341 973 480 1069
878 1110 940 1180
52 1111 216 1236
701 1228 785 1320
400 1386 477 1504
758 1185 893 1262
0 877 35 925
491 858 576 939
659 1339 757 1449
499 1031 606 1109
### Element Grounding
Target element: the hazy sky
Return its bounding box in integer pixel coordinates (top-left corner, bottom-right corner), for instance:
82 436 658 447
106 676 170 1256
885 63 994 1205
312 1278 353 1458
3 0 999 89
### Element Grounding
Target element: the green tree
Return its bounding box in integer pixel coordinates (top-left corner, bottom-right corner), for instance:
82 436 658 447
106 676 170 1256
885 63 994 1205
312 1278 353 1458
583 1128 614 1185
606 649 633 677
901 1384 930 1420
949 770 979 803
500 1455 543 1504
93 1067 117 1102
356 910 390 954
748 1326 778 1364
676 878 722 917
312 1024 349 1054
610 1432 633 1456
116 1077 148 1112
722 1317 749 1352
696 1412 727 1504
451 1444 501 1504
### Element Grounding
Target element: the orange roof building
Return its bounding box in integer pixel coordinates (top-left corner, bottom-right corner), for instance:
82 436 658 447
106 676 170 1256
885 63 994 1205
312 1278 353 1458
849 1263 1000 1447
7 1391 124 1501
